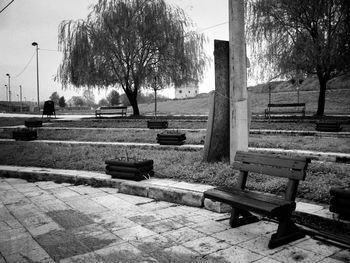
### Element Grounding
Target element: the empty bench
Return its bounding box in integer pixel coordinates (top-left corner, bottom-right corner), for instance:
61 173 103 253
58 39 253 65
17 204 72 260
95 106 127 117
265 103 305 119
204 151 311 249
316 121 342 132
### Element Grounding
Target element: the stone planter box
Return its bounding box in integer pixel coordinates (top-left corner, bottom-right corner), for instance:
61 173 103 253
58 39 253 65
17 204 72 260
24 118 43 128
147 120 168 129
315 121 342 132
105 158 153 181
157 132 186 145
12 128 37 141
329 186 350 220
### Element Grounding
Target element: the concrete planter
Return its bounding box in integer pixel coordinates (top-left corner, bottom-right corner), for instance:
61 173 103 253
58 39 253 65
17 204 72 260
12 128 37 141
147 120 168 129
105 158 153 181
316 121 342 132
24 118 43 128
329 186 350 220
157 131 186 145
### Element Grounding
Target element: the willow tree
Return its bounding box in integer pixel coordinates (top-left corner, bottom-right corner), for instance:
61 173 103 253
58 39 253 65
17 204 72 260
57 0 208 116
247 0 350 116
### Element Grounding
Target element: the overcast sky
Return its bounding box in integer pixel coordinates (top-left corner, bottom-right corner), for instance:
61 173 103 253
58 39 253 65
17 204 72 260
0 0 229 103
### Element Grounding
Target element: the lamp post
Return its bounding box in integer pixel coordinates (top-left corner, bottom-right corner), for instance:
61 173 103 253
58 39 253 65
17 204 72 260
4 85 8 101
296 86 300 104
6 73 10 102
32 42 40 110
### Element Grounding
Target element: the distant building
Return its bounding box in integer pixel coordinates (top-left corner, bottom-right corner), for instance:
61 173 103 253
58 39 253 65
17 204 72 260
174 82 199 99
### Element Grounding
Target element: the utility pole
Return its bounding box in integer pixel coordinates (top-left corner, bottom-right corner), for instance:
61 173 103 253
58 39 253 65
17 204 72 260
229 0 248 163
19 85 23 112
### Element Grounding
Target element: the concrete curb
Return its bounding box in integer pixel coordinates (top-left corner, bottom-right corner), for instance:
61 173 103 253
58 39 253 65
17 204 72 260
1 165 348 229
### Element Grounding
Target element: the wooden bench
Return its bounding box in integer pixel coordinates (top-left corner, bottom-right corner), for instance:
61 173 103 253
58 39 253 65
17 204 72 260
204 151 311 249
265 103 306 119
95 106 127 117
316 121 342 132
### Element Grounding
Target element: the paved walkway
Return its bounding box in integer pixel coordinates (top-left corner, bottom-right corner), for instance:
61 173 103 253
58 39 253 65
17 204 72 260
1 177 349 263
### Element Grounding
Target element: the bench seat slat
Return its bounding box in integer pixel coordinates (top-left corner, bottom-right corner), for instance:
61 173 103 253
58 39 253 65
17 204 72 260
204 188 295 216
235 151 308 169
232 162 305 180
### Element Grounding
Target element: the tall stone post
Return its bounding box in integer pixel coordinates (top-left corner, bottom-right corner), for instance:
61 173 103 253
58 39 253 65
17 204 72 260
229 0 248 163
203 40 230 162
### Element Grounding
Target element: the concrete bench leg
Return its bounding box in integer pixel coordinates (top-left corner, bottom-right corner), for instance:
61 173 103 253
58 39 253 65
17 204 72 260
268 213 305 249
229 207 259 228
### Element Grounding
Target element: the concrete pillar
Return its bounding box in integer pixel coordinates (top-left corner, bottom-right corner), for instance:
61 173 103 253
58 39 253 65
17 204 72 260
203 40 230 162
229 0 249 163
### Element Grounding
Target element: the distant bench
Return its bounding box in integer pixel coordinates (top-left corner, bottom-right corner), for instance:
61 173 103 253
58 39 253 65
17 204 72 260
265 103 306 119
95 106 127 117
204 151 311 249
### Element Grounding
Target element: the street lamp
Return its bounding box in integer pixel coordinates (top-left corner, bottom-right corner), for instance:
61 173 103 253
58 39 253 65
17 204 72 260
32 42 40 110
4 85 8 101
6 73 10 102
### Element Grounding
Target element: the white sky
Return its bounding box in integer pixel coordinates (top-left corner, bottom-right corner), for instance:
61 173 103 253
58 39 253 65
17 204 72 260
0 0 230 103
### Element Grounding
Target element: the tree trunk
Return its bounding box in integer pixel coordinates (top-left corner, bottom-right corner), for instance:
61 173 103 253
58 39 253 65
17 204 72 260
125 89 140 116
316 73 328 117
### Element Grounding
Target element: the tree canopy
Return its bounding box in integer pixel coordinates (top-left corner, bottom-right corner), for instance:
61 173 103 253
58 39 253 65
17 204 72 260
247 0 350 116
57 0 208 115
107 90 120 106
49 92 60 105
58 96 66 108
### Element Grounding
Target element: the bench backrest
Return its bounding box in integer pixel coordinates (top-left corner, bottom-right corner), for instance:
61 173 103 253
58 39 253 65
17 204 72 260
99 106 127 110
232 151 310 201
268 103 305 107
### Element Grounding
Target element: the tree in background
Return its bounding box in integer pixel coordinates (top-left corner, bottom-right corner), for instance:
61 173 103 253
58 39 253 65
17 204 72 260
247 0 350 116
83 89 96 107
58 96 66 108
57 0 208 116
70 96 85 107
107 90 120 106
98 98 109 106
49 92 60 105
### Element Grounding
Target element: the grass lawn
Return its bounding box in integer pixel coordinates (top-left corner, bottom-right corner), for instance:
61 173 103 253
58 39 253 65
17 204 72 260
1 117 349 206
5 117 324 131
1 128 349 153
0 141 348 205
138 89 350 116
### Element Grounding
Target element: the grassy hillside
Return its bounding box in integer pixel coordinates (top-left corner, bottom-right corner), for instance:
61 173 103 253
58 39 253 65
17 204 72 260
248 73 350 93
139 74 350 116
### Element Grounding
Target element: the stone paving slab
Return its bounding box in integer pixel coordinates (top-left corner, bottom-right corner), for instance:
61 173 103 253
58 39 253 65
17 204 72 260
1 176 349 262
0 165 342 223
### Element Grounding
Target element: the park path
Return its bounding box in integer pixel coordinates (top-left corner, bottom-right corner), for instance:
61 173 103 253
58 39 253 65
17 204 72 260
1 176 349 263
